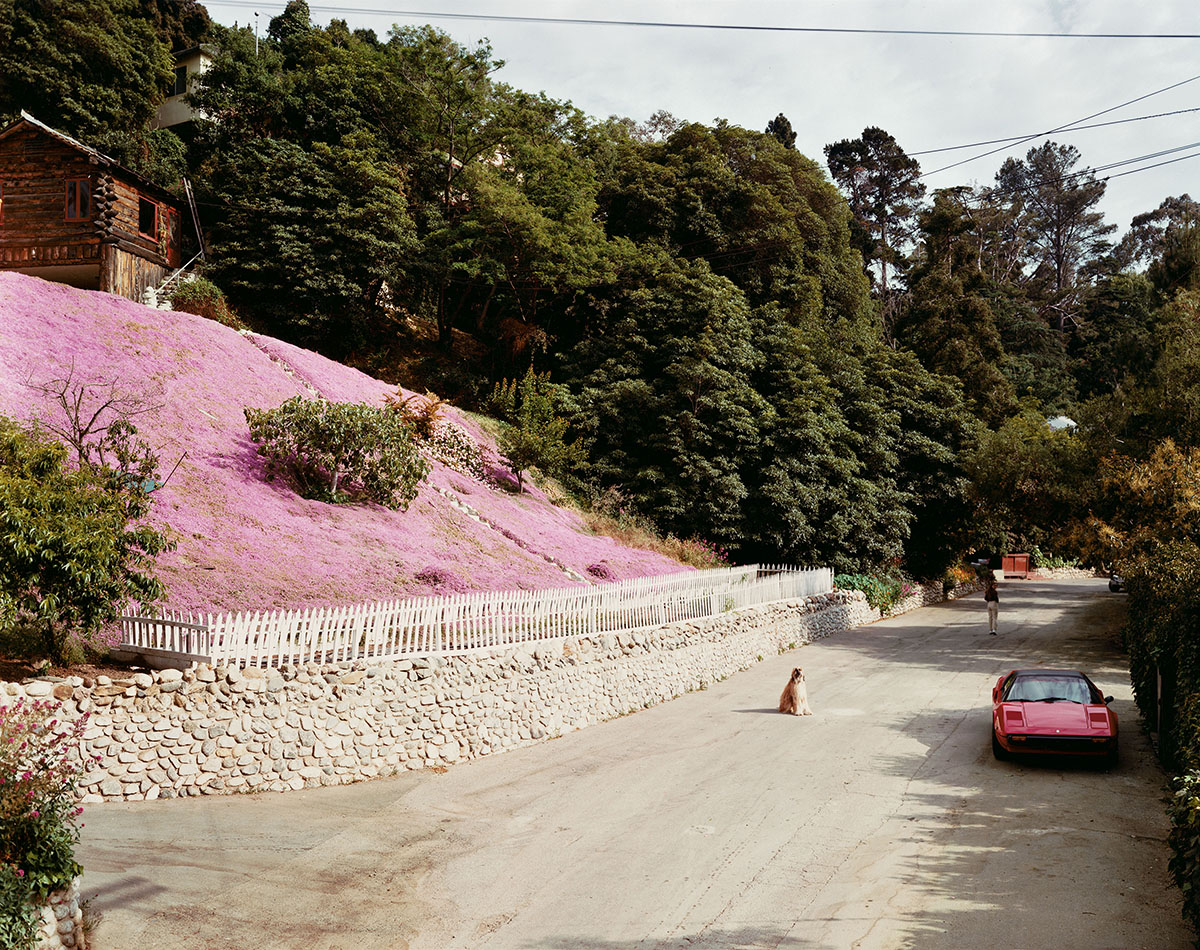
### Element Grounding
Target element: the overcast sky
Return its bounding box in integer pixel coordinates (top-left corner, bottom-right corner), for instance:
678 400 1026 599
205 1 1200 236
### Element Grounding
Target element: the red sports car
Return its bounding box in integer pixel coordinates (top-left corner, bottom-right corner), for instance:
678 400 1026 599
991 668 1118 767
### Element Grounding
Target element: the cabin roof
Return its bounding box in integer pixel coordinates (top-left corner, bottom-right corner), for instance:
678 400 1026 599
0 111 182 206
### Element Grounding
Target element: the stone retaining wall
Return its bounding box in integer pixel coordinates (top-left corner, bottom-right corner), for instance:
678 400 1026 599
1 581 981 803
1034 566 1105 580
35 876 85 949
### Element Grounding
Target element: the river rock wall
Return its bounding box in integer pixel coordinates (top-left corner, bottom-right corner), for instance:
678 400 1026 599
1 582 980 802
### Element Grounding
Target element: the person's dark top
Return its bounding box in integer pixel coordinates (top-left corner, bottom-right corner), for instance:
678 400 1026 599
985 586 999 603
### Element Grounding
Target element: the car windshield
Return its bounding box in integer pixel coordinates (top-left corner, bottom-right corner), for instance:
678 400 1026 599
1004 673 1094 704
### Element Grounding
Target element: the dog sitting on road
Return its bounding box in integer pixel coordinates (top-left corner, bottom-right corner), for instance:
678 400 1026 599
778 667 813 716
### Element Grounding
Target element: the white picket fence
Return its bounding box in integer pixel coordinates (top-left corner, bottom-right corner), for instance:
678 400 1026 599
119 564 833 669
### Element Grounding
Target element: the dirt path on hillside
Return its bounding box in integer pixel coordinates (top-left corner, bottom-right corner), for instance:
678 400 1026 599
77 579 1190 949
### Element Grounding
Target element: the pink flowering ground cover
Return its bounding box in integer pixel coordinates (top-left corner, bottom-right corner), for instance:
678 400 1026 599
0 273 686 613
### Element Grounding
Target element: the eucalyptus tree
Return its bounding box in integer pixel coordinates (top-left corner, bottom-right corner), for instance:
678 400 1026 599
1116 195 1200 295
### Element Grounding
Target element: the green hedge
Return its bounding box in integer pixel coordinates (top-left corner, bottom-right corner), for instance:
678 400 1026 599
1123 543 1200 938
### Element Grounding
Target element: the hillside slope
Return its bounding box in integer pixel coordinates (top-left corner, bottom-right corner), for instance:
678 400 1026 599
0 273 687 612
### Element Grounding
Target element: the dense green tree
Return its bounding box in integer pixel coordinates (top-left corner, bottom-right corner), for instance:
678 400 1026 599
969 405 1096 552
1070 273 1158 401
735 310 882 570
765 113 796 149
268 0 311 45
199 133 416 348
824 126 926 311
420 87 616 374
893 273 1017 426
138 0 211 51
1131 290 1200 449
598 122 874 332
861 347 979 579
565 257 765 547
812 340 911 571
381 26 506 346
0 0 178 179
990 293 1074 411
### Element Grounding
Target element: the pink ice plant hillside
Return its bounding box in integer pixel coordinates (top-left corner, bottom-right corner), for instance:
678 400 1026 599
0 273 688 613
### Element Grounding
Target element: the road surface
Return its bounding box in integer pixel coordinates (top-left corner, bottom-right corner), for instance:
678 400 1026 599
78 578 1191 948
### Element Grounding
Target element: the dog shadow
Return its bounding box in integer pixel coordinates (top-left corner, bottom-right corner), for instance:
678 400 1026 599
733 707 785 714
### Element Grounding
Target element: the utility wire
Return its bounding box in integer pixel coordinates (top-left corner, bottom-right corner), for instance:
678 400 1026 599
920 72 1200 177
210 2 1200 39
911 107 1200 156
1105 149 1200 180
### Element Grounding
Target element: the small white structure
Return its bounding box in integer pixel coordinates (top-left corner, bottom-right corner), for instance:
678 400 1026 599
153 45 215 130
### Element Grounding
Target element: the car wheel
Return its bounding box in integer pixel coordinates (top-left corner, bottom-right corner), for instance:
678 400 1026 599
1104 744 1119 770
1109 582 1120 592
992 731 1009 761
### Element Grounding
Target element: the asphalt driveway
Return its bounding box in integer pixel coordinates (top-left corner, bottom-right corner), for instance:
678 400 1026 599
77 578 1191 949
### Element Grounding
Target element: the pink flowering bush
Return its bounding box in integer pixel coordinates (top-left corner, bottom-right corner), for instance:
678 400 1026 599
0 699 91 946
672 537 732 569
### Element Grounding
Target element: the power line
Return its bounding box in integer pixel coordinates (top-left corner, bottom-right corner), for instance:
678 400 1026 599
920 72 1200 177
910 107 1200 156
1105 149 1200 181
209 2 1200 39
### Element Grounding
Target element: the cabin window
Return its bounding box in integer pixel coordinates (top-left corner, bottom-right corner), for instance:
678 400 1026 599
168 65 188 97
138 195 158 238
64 178 90 221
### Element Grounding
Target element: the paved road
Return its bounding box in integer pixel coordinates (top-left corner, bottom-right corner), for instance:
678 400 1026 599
78 579 1192 949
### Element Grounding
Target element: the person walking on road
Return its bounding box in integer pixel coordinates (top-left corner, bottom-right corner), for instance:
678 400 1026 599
985 578 999 634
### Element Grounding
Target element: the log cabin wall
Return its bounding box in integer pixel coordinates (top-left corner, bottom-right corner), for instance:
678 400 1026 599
102 245 170 304
0 118 185 300
0 126 103 285
108 177 181 270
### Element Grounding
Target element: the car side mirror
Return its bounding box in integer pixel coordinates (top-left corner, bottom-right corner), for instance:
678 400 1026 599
1104 695 1114 704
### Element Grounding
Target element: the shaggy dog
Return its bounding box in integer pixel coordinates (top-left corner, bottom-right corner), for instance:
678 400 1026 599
778 667 813 716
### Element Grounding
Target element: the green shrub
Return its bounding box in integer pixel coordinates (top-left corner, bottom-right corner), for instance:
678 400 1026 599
1168 770 1200 937
1029 545 1080 570
835 573 909 614
244 397 429 509
168 276 244 330
0 699 91 949
0 417 173 665
0 861 39 950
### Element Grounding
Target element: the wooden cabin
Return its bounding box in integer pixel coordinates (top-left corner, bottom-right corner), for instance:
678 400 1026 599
0 112 187 302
